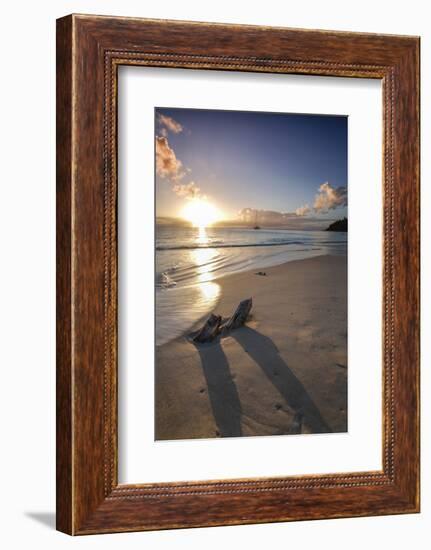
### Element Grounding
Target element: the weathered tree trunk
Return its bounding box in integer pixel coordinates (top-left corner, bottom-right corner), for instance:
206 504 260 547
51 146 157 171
191 313 222 344
190 298 253 344
222 298 253 333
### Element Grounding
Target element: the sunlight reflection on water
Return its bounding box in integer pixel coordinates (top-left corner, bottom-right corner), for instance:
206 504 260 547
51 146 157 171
156 228 221 346
155 280 220 346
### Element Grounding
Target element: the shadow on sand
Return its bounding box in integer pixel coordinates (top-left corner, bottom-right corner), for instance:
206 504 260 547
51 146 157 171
232 327 331 434
195 326 331 436
195 342 243 438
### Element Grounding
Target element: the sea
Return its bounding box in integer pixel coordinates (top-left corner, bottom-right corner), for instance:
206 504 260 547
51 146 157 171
156 225 347 346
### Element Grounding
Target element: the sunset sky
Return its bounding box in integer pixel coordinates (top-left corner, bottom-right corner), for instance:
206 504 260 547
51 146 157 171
155 107 347 226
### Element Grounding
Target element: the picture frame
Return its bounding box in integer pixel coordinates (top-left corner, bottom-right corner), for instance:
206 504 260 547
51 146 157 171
56 14 420 535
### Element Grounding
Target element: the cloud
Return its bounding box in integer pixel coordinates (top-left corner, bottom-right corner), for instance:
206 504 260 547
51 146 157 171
238 208 296 224
155 136 184 180
236 207 339 229
158 114 183 134
173 181 201 199
155 135 204 200
236 182 347 228
313 182 347 212
295 182 347 217
295 204 311 217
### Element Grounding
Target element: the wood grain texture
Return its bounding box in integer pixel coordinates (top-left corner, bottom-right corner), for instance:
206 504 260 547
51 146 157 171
56 15 73 535
56 14 420 535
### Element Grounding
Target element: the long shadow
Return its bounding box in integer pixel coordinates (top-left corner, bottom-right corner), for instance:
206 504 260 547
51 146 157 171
195 342 242 438
231 327 331 434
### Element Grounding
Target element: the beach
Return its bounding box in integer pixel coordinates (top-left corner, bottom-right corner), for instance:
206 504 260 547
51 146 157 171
155 254 347 440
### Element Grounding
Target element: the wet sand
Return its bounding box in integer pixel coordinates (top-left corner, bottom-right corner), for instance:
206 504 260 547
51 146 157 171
155 254 347 440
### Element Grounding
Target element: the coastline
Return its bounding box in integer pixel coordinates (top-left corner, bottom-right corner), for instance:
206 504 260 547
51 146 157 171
155 254 347 440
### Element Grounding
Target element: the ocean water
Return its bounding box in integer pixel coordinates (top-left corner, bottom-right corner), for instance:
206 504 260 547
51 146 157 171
156 225 347 346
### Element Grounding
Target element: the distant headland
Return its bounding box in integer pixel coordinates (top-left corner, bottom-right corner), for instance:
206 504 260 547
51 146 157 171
325 217 347 232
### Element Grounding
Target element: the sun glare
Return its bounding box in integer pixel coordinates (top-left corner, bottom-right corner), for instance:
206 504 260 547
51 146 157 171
180 199 222 228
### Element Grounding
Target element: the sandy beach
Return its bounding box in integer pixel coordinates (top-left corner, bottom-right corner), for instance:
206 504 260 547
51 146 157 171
155 254 347 440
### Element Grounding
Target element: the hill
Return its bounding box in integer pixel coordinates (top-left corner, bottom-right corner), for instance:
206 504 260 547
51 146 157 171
325 217 347 232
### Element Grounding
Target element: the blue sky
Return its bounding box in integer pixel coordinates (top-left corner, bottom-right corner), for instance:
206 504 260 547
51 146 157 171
155 107 347 223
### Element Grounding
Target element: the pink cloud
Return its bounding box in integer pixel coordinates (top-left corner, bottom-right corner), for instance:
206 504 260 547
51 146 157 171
155 136 184 180
158 114 183 134
313 182 347 212
173 181 201 199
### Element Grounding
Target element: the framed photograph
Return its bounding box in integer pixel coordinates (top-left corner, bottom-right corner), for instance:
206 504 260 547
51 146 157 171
56 14 420 534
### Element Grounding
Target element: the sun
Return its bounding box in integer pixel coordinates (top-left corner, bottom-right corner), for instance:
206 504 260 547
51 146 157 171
180 198 222 228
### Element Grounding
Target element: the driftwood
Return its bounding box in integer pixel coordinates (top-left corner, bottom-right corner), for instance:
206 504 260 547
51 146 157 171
190 298 252 344
221 298 253 333
191 313 222 344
